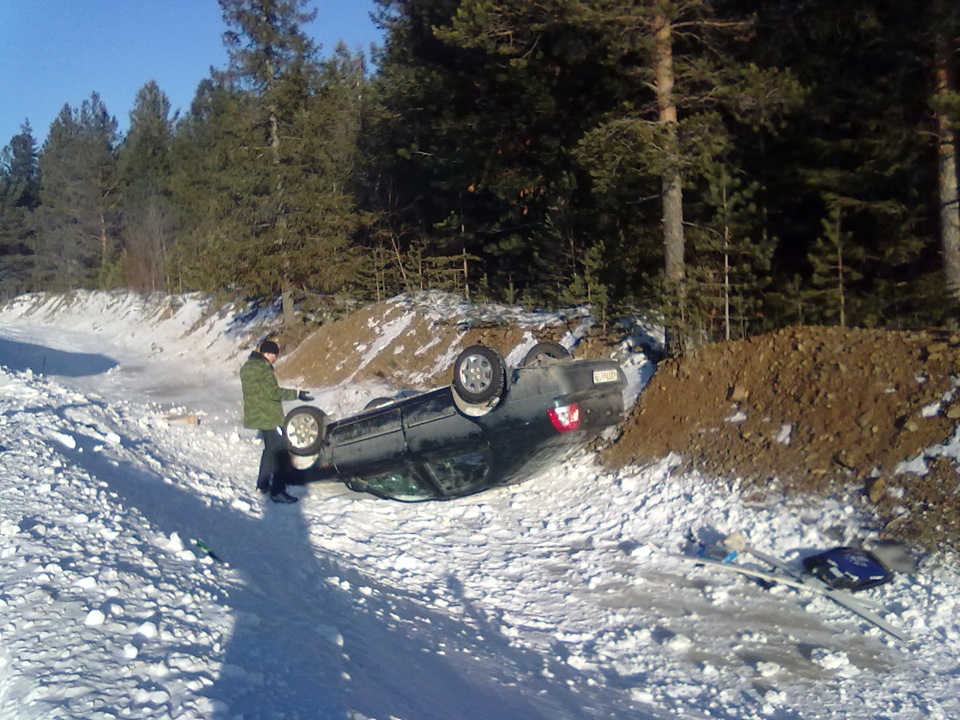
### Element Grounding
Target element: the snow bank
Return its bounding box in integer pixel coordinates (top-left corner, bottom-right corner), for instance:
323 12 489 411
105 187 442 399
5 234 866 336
0 291 958 720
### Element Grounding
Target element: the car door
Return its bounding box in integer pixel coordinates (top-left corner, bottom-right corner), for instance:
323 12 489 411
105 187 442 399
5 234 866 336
329 404 407 474
402 387 483 456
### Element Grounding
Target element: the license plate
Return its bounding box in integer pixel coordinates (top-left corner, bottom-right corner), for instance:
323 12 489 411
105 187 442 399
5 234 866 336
592 368 618 384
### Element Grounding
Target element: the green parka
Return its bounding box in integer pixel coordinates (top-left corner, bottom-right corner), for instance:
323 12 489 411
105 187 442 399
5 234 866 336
240 352 299 430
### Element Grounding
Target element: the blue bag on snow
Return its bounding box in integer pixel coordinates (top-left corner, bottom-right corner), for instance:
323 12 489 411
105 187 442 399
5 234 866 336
802 546 893 591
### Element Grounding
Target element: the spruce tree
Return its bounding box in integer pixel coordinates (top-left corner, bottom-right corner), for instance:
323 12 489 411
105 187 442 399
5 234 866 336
749 0 943 326
167 78 248 293
117 81 175 291
371 0 617 305
217 0 363 327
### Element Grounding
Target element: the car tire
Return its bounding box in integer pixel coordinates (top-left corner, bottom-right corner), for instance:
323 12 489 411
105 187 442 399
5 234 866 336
521 341 571 366
452 344 506 405
284 406 328 456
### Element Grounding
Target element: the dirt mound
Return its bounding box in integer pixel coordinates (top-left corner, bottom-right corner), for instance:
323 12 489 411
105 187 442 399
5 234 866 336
277 296 574 388
603 325 960 549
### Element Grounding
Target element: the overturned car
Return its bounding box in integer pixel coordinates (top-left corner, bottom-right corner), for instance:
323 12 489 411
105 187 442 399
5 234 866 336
284 342 627 501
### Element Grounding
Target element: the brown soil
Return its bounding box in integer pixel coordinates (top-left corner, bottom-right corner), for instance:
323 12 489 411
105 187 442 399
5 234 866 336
277 297 575 388
603 326 960 550
277 299 960 550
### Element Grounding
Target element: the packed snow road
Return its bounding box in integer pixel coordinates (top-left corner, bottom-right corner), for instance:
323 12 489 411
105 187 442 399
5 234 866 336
0 292 958 720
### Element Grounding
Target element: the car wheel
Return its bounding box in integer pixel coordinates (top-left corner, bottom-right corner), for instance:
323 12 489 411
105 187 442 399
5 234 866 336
521 341 571 366
284 406 327 456
453 344 506 405
364 397 394 409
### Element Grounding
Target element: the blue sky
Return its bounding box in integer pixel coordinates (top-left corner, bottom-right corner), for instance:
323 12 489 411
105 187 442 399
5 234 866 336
0 1 384 147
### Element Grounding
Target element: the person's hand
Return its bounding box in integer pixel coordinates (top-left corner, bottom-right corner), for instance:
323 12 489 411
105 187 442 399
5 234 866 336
299 390 314 401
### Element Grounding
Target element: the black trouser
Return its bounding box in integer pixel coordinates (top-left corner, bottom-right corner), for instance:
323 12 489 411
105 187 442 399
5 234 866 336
257 428 289 494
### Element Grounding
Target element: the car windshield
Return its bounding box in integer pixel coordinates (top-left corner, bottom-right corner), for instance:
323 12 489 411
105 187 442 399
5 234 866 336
350 468 436 500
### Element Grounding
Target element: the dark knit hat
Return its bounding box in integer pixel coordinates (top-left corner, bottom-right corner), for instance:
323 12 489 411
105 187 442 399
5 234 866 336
259 339 280 355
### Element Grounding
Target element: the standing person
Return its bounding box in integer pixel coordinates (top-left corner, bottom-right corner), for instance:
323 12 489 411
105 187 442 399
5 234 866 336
240 339 313 504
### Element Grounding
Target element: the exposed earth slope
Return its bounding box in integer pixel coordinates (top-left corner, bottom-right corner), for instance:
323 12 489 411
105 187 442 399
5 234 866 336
603 326 960 549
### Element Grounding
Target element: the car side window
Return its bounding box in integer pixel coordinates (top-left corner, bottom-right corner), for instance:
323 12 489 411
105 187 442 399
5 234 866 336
350 467 436 501
423 451 491 495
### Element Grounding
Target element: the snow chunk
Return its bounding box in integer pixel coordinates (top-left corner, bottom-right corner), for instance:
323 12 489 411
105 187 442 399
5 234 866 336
662 633 693 653
810 647 853 672
47 430 76 449
922 402 941 418
756 660 781 677
136 621 159 639
776 423 792 445
896 456 929 475
165 531 186 552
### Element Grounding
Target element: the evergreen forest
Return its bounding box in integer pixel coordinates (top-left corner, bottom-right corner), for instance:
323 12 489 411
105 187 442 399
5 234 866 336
2 0 960 350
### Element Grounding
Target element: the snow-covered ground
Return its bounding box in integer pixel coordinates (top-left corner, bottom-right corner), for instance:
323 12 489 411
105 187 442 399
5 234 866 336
0 292 958 720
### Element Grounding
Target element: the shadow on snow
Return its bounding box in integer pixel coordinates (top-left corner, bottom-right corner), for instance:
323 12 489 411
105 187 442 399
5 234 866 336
0 337 118 378
53 406 660 720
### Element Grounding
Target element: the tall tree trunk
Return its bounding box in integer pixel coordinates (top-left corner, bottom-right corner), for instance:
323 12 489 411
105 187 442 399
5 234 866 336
266 59 296 330
835 211 846 328
654 11 686 354
272 106 296 330
99 212 109 268
934 16 960 314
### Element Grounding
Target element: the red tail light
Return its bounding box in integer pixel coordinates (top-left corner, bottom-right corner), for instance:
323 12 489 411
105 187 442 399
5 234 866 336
548 402 581 432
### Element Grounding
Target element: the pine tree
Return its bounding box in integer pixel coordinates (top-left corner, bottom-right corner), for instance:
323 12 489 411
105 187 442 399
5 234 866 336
932 0 960 315
805 195 865 327
33 95 120 290
385 0 800 345
0 122 40 295
687 162 774 342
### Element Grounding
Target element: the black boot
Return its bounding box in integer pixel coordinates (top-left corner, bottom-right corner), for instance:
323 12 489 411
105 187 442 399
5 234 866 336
269 490 298 504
